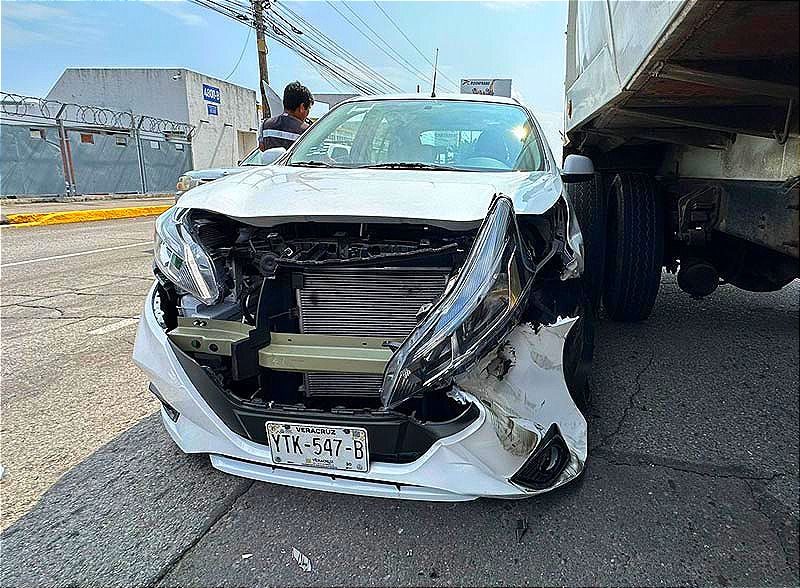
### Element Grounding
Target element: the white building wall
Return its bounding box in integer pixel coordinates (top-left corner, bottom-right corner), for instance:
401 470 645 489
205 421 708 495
47 68 190 123
46 68 259 169
184 70 259 168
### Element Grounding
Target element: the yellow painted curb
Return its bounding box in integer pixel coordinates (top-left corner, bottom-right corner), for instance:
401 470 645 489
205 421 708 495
5 205 172 228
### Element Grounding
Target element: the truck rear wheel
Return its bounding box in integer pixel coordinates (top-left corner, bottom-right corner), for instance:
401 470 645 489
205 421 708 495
565 173 606 318
603 173 664 322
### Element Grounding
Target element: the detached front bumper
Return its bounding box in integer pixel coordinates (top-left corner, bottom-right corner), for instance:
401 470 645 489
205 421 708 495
133 284 587 500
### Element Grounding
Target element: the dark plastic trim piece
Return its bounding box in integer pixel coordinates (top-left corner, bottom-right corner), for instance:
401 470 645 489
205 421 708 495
510 424 570 490
149 382 180 422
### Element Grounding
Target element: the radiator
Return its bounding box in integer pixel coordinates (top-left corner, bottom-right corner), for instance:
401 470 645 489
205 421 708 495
297 267 449 396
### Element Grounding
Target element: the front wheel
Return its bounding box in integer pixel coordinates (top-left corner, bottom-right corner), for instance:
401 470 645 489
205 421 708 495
602 172 664 322
563 310 595 412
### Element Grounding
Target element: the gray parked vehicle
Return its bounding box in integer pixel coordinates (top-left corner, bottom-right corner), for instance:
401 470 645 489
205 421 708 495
175 147 286 198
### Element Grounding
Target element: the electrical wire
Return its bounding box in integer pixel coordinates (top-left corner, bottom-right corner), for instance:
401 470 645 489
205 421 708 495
271 2 401 92
371 0 459 90
188 0 400 94
325 0 429 91
340 1 436 87
224 26 252 80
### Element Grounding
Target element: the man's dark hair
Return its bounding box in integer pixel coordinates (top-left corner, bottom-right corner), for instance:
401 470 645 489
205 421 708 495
283 81 313 111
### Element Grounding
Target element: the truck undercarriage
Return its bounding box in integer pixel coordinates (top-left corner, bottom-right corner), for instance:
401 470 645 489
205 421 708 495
565 0 799 319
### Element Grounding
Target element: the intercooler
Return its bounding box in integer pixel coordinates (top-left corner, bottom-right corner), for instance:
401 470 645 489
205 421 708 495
297 267 450 396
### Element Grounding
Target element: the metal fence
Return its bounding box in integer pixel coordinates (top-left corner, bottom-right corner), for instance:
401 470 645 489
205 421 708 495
0 92 195 197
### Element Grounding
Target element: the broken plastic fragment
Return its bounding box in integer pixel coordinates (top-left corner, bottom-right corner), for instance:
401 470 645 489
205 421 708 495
515 518 528 543
292 547 313 572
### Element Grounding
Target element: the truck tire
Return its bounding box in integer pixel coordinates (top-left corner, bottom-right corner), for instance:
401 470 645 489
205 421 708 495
603 172 664 322
565 173 605 318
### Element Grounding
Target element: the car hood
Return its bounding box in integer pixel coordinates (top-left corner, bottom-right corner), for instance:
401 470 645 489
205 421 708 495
185 167 247 181
178 165 564 229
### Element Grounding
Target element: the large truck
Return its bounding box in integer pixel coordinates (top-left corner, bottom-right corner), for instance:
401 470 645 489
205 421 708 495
563 0 798 321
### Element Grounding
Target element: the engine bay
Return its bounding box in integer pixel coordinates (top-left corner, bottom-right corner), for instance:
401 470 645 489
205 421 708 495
154 204 581 422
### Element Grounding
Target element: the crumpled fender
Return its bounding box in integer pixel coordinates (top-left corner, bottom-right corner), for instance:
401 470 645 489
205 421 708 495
454 318 588 488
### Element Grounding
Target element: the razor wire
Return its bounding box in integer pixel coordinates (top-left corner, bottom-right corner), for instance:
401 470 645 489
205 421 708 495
0 92 194 136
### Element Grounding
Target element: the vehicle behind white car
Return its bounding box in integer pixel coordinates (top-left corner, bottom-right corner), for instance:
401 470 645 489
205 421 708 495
175 146 286 198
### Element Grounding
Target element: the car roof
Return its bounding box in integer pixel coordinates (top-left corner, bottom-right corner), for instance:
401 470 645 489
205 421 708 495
340 93 522 107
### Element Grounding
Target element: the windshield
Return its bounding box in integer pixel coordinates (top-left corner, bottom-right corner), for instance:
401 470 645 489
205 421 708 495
287 99 545 172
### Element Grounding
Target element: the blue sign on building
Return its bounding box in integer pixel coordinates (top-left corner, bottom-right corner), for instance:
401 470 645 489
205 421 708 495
207 104 218 116
202 84 221 104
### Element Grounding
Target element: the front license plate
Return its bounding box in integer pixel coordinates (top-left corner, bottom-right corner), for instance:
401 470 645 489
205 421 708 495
266 421 369 472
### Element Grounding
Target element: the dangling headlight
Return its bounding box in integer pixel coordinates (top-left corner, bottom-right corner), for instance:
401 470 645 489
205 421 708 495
380 196 531 409
153 207 221 305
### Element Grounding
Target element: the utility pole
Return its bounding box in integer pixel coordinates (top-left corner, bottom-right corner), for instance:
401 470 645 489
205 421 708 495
253 0 271 119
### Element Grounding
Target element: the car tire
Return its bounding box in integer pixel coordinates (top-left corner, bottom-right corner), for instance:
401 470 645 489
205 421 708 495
565 173 606 319
602 172 664 322
563 310 595 412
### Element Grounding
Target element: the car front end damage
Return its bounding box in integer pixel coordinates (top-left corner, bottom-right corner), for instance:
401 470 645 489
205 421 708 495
133 193 589 500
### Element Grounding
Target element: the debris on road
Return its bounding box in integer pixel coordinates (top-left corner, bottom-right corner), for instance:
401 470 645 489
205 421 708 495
515 518 528 543
291 547 312 572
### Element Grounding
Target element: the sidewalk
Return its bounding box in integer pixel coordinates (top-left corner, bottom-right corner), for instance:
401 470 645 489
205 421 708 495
0 194 175 227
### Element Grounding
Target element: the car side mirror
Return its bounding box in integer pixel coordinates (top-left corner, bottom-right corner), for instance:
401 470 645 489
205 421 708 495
561 154 595 183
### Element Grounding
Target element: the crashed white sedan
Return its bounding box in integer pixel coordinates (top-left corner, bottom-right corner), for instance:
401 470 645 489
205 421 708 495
133 94 595 500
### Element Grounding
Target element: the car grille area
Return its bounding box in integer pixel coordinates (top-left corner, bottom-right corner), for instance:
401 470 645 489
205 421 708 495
297 267 450 397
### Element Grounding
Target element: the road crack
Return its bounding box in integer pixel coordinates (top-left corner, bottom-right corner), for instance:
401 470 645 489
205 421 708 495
744 479 798 573
595 345 657 449
148 480 255 587
592 450 786 482
594 450 798 577
13 302 67 317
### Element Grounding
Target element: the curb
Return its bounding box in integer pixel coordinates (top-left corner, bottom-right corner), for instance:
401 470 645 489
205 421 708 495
4 205 172 228
0 192 175 204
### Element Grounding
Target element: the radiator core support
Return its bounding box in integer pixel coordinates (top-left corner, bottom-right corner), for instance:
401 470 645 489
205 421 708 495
296 266 450 396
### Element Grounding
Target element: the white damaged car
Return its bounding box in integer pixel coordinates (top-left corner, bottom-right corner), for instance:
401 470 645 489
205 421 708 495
133 94 597 500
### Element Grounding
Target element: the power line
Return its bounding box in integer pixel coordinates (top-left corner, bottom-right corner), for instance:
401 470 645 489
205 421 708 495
188 0 401 94
371 1 460 90
270 3 401 93
224 26 252 80
325 0 431 92
340 1 440 89
267 16 393 94
192 0 393 94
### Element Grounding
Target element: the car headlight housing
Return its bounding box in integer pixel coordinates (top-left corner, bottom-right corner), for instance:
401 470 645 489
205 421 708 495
176 175 199 192
380 196 531 409
153 207 221 305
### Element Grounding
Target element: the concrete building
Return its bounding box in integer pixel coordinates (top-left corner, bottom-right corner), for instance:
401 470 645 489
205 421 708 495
47 68 260 169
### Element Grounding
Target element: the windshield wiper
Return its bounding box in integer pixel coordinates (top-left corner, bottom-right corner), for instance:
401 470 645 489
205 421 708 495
357 162 460 171
287 160 337 168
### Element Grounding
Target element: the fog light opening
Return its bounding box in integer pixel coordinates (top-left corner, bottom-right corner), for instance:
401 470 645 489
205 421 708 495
510 424 570 490
149 383 180 422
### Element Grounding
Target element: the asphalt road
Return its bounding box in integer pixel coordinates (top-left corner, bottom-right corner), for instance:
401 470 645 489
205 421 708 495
1 218 797 587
